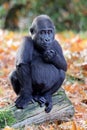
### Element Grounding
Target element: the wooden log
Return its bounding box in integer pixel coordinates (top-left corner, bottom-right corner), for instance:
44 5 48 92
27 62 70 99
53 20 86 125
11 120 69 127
0 88 74 128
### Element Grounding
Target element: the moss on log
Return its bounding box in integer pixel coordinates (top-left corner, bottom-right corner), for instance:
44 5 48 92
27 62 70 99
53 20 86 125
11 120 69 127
0 88 74 128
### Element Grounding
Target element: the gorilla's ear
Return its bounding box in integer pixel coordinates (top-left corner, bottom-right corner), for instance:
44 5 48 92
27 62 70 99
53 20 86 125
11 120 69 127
30 27 34 34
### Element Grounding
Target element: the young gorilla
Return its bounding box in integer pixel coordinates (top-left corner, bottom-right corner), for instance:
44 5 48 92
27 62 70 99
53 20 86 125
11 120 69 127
9 15 67 113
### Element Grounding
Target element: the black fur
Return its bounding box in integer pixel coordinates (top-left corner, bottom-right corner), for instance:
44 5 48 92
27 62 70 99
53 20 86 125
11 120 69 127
9 15 67 113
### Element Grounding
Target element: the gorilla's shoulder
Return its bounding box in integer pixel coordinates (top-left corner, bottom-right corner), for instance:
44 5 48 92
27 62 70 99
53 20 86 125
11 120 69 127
23 36 33 43
21 36 34 48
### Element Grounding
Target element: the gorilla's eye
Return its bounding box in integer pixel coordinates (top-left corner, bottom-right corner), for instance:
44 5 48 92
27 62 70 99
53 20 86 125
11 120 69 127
40 30 52 35
40 30 46 34
48 30 52 34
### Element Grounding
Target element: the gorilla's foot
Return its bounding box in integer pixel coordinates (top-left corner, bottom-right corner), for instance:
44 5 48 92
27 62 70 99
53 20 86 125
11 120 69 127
33 95 47 107
43 94 53 113
45 102 52 113
39 96 47 107
15 95 34 109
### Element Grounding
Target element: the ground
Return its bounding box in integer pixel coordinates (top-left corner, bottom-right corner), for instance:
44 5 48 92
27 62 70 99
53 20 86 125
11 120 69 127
0 29 87 130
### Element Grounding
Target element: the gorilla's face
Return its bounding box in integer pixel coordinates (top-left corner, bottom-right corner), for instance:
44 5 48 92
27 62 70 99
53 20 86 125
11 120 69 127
34 28 54 49
30 15 55 50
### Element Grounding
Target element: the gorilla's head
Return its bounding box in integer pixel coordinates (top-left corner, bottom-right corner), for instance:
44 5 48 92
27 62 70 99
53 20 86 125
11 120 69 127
30 15 55 50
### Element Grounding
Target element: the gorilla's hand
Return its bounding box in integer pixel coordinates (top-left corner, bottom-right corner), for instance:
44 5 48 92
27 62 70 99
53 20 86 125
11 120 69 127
43 49 56 61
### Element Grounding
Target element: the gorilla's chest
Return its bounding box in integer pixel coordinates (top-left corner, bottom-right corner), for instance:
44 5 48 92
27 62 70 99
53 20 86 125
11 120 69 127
31 48 49 69
31 48 56 69
32 49 43 62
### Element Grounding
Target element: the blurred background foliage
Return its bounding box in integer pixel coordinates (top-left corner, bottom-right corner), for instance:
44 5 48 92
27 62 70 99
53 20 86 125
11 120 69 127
0 0 87 31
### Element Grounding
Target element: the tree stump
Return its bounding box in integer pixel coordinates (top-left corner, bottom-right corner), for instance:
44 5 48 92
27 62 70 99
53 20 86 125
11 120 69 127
0 88 74 128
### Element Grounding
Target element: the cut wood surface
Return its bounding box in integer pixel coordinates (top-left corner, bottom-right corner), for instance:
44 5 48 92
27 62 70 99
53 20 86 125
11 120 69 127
9 88 74 128
0 88 74 128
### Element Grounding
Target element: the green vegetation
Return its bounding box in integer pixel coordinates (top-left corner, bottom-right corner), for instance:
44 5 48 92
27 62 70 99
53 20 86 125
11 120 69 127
0 108 16 128
66 74 85 84
0 0 87 31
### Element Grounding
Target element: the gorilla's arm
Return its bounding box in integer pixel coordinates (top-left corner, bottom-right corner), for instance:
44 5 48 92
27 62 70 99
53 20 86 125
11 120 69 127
15 36 34 108
16 36 33 66
43 40 67 71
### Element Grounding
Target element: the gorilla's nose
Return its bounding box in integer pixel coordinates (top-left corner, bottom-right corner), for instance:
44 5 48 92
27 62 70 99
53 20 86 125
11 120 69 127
45 39 50 42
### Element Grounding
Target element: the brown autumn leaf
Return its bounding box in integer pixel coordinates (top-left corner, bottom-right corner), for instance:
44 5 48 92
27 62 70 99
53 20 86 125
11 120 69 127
70 40 87 52
71 121 77 130
81 63 87 70
81 99 87 105
3 126 14 130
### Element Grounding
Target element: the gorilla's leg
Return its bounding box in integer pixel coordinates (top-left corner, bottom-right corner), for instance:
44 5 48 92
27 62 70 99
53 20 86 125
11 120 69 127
39 70 65 113
9 70 21 95
50 70 65 95
15 64 33 109
43 70 65 94
9 65 33 109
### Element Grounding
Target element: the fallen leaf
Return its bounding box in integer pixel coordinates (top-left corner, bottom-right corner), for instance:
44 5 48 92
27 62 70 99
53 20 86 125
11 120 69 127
71 121 77 130
3 126 14 130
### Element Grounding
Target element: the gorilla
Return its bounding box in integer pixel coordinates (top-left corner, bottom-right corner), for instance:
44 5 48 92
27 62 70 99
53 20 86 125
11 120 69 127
9 15 67 113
